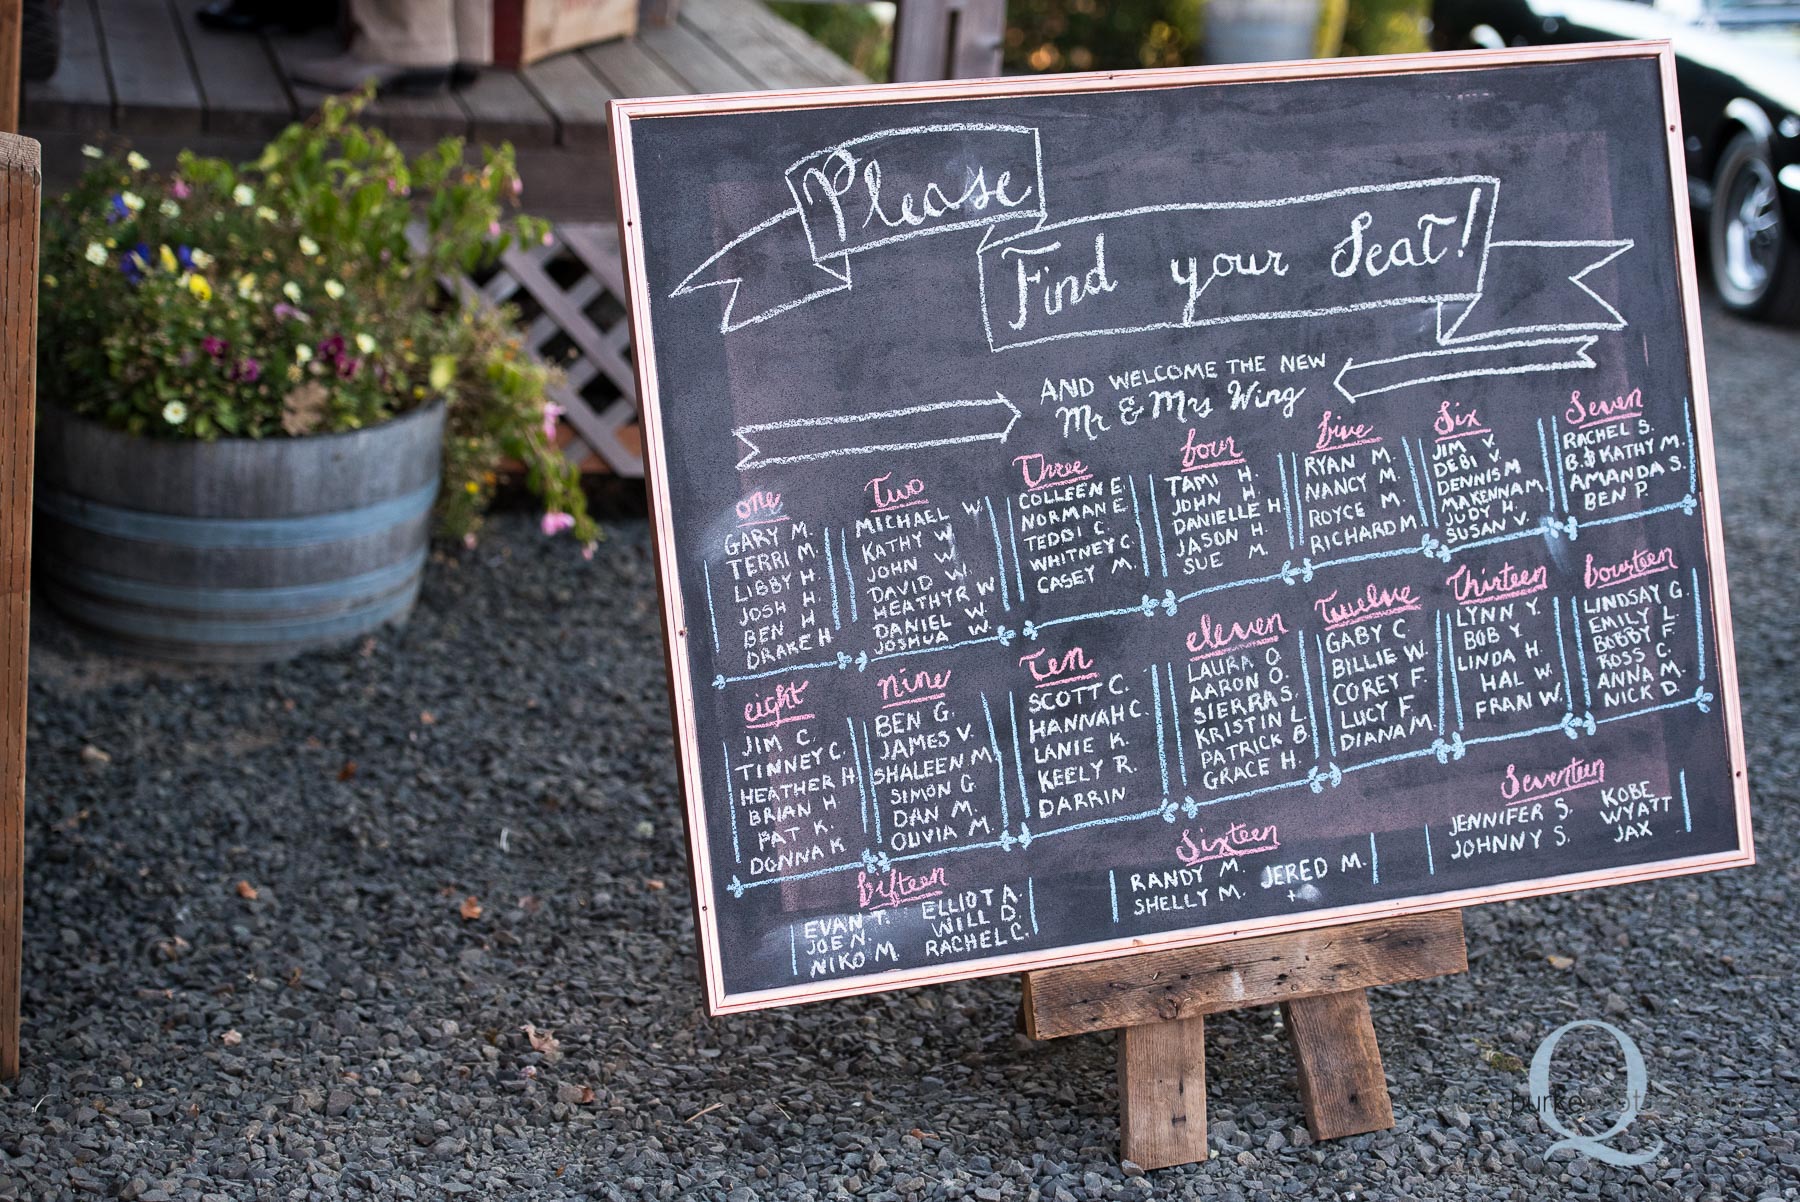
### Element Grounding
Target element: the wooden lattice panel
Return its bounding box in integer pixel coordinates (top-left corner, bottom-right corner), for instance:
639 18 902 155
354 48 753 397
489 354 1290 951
413 222 645 478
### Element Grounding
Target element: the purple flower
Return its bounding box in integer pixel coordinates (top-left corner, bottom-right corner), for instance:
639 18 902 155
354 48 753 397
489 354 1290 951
317 334 346 362
171 177 191 200
231 358 261 383
540 512 575 536
272 302 309 323
201 335 228 359
119 243 150 284
336 356 361 380
107 194 130 223
177 245 196 271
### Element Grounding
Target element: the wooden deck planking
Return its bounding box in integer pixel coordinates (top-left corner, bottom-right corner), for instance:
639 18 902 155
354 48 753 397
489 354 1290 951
458 68 560 148
172 3 297 139
636 20 762 93
519 51 615 148
582 37 689 100
680 0 854 89
25 0 864 216
92 0 205 135
26 0 111 131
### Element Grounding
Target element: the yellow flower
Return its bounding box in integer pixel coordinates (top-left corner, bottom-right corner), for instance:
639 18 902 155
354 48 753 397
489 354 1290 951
127 151 150 171
187 275 212 302
84 242 107 266
236 273 257 298
256 206 277 223
464 481 480 495
354 333 376 355
232 184 255 206
298 235 320 257
42 273 56 288
323 280 345 300
282 281 302 303
159 244 178 272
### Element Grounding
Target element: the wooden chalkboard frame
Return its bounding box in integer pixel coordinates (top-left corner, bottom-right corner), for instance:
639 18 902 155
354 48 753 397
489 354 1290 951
610 42 1752 1016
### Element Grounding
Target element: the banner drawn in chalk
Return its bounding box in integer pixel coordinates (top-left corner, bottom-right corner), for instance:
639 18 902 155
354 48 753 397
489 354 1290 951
673 125 1635 402
732 394 1021 469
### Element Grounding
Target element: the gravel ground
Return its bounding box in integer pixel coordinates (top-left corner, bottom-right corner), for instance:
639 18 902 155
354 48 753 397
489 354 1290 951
0 294 1795 1202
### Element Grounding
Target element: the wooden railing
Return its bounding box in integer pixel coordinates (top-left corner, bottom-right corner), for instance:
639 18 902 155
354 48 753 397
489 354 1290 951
642 0 1006 82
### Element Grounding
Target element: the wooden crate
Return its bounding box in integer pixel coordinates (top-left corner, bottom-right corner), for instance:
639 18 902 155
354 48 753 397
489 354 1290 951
494 0 638 68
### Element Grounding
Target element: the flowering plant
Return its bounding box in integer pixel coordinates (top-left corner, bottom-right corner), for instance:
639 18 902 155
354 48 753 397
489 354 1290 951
39 89 597 548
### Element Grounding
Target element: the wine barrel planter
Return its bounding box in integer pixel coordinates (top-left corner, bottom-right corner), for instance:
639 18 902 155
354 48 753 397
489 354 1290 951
33 403 443 663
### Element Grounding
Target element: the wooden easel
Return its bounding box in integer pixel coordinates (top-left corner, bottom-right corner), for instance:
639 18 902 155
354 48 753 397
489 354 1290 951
1021 911 1468 1170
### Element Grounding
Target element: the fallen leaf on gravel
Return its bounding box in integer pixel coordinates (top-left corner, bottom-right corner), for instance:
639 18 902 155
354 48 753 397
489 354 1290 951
80 745 111 766
645 879 666 891
517 895 542 914
235 881 259 900
909 1128 938 1141
287 966 303 988
153 935 190 960
459 896 482 921
521 1024 560 1055
1546 954 1575 969
336 760 358 782
419 711 436 725
220 1029 242 1046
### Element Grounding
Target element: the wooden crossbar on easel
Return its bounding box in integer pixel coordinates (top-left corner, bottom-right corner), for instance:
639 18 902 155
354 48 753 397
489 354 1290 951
1021 911 1468 1170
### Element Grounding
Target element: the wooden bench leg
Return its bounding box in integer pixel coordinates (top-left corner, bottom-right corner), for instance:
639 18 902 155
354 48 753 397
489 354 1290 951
1117 1014 1208 1169
1281 988 1394 1141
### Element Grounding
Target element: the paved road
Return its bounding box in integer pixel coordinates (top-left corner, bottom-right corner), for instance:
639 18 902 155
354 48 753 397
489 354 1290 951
0 294 1794 1201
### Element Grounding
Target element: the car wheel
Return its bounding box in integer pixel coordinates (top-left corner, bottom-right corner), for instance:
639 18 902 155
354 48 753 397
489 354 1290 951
1708 130 1800 323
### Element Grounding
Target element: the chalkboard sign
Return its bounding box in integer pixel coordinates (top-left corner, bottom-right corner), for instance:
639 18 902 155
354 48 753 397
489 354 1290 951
610 43 1753 1015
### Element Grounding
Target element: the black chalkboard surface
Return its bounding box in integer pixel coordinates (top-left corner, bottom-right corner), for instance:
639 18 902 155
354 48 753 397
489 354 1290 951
611 43 1753 1014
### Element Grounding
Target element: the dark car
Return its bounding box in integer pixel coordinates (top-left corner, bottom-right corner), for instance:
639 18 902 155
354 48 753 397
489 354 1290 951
1432 0 1800 322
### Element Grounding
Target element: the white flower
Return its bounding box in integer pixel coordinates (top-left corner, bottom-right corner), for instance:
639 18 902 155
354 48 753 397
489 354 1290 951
255 206 277 223
354 333 376 355
232 184 255 206
189 248 214 270
120 191 144 212
126 151 150 171
84 241 107 266
161 401 188 425
298 234 320 257
282 281 301 303
323 279 344 300
159 199 181 218
295 344 313 364
80 144 104 159
236 273 257 298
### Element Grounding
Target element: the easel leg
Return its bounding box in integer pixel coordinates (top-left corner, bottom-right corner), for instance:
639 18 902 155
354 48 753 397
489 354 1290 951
1117 1014 1207 1169
1281 989 1394 1141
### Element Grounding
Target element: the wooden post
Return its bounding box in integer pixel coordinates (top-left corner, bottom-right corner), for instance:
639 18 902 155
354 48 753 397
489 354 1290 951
0 0 18 134
0 131 37 1080
1022 912 1467 1170
891 0 1005 82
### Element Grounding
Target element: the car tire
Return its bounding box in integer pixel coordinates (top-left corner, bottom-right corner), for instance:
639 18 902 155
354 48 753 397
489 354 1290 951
1708 130 1800 323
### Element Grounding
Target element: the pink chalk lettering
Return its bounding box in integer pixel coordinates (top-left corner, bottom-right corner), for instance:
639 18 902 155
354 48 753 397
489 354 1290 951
1013 452 1094 492
1176 822 1281 866
865 471 929 512
1314 583 1423 629
858 865 948 910
1500 755 1607 805
877 668 953 708
1584 547 1676 590
735 489 785 527
1019 645 1098 688
1446 561 1548 606
1432 399 1490 441
743 679 812 730
1180 428 1246 472
1186 611 1290 660
1312 409 1382 454
1566 386 1644 430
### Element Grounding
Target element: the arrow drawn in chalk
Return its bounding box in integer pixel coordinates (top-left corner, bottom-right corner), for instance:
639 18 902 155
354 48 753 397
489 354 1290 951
733 394 1022 470
1333 336 1600 404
